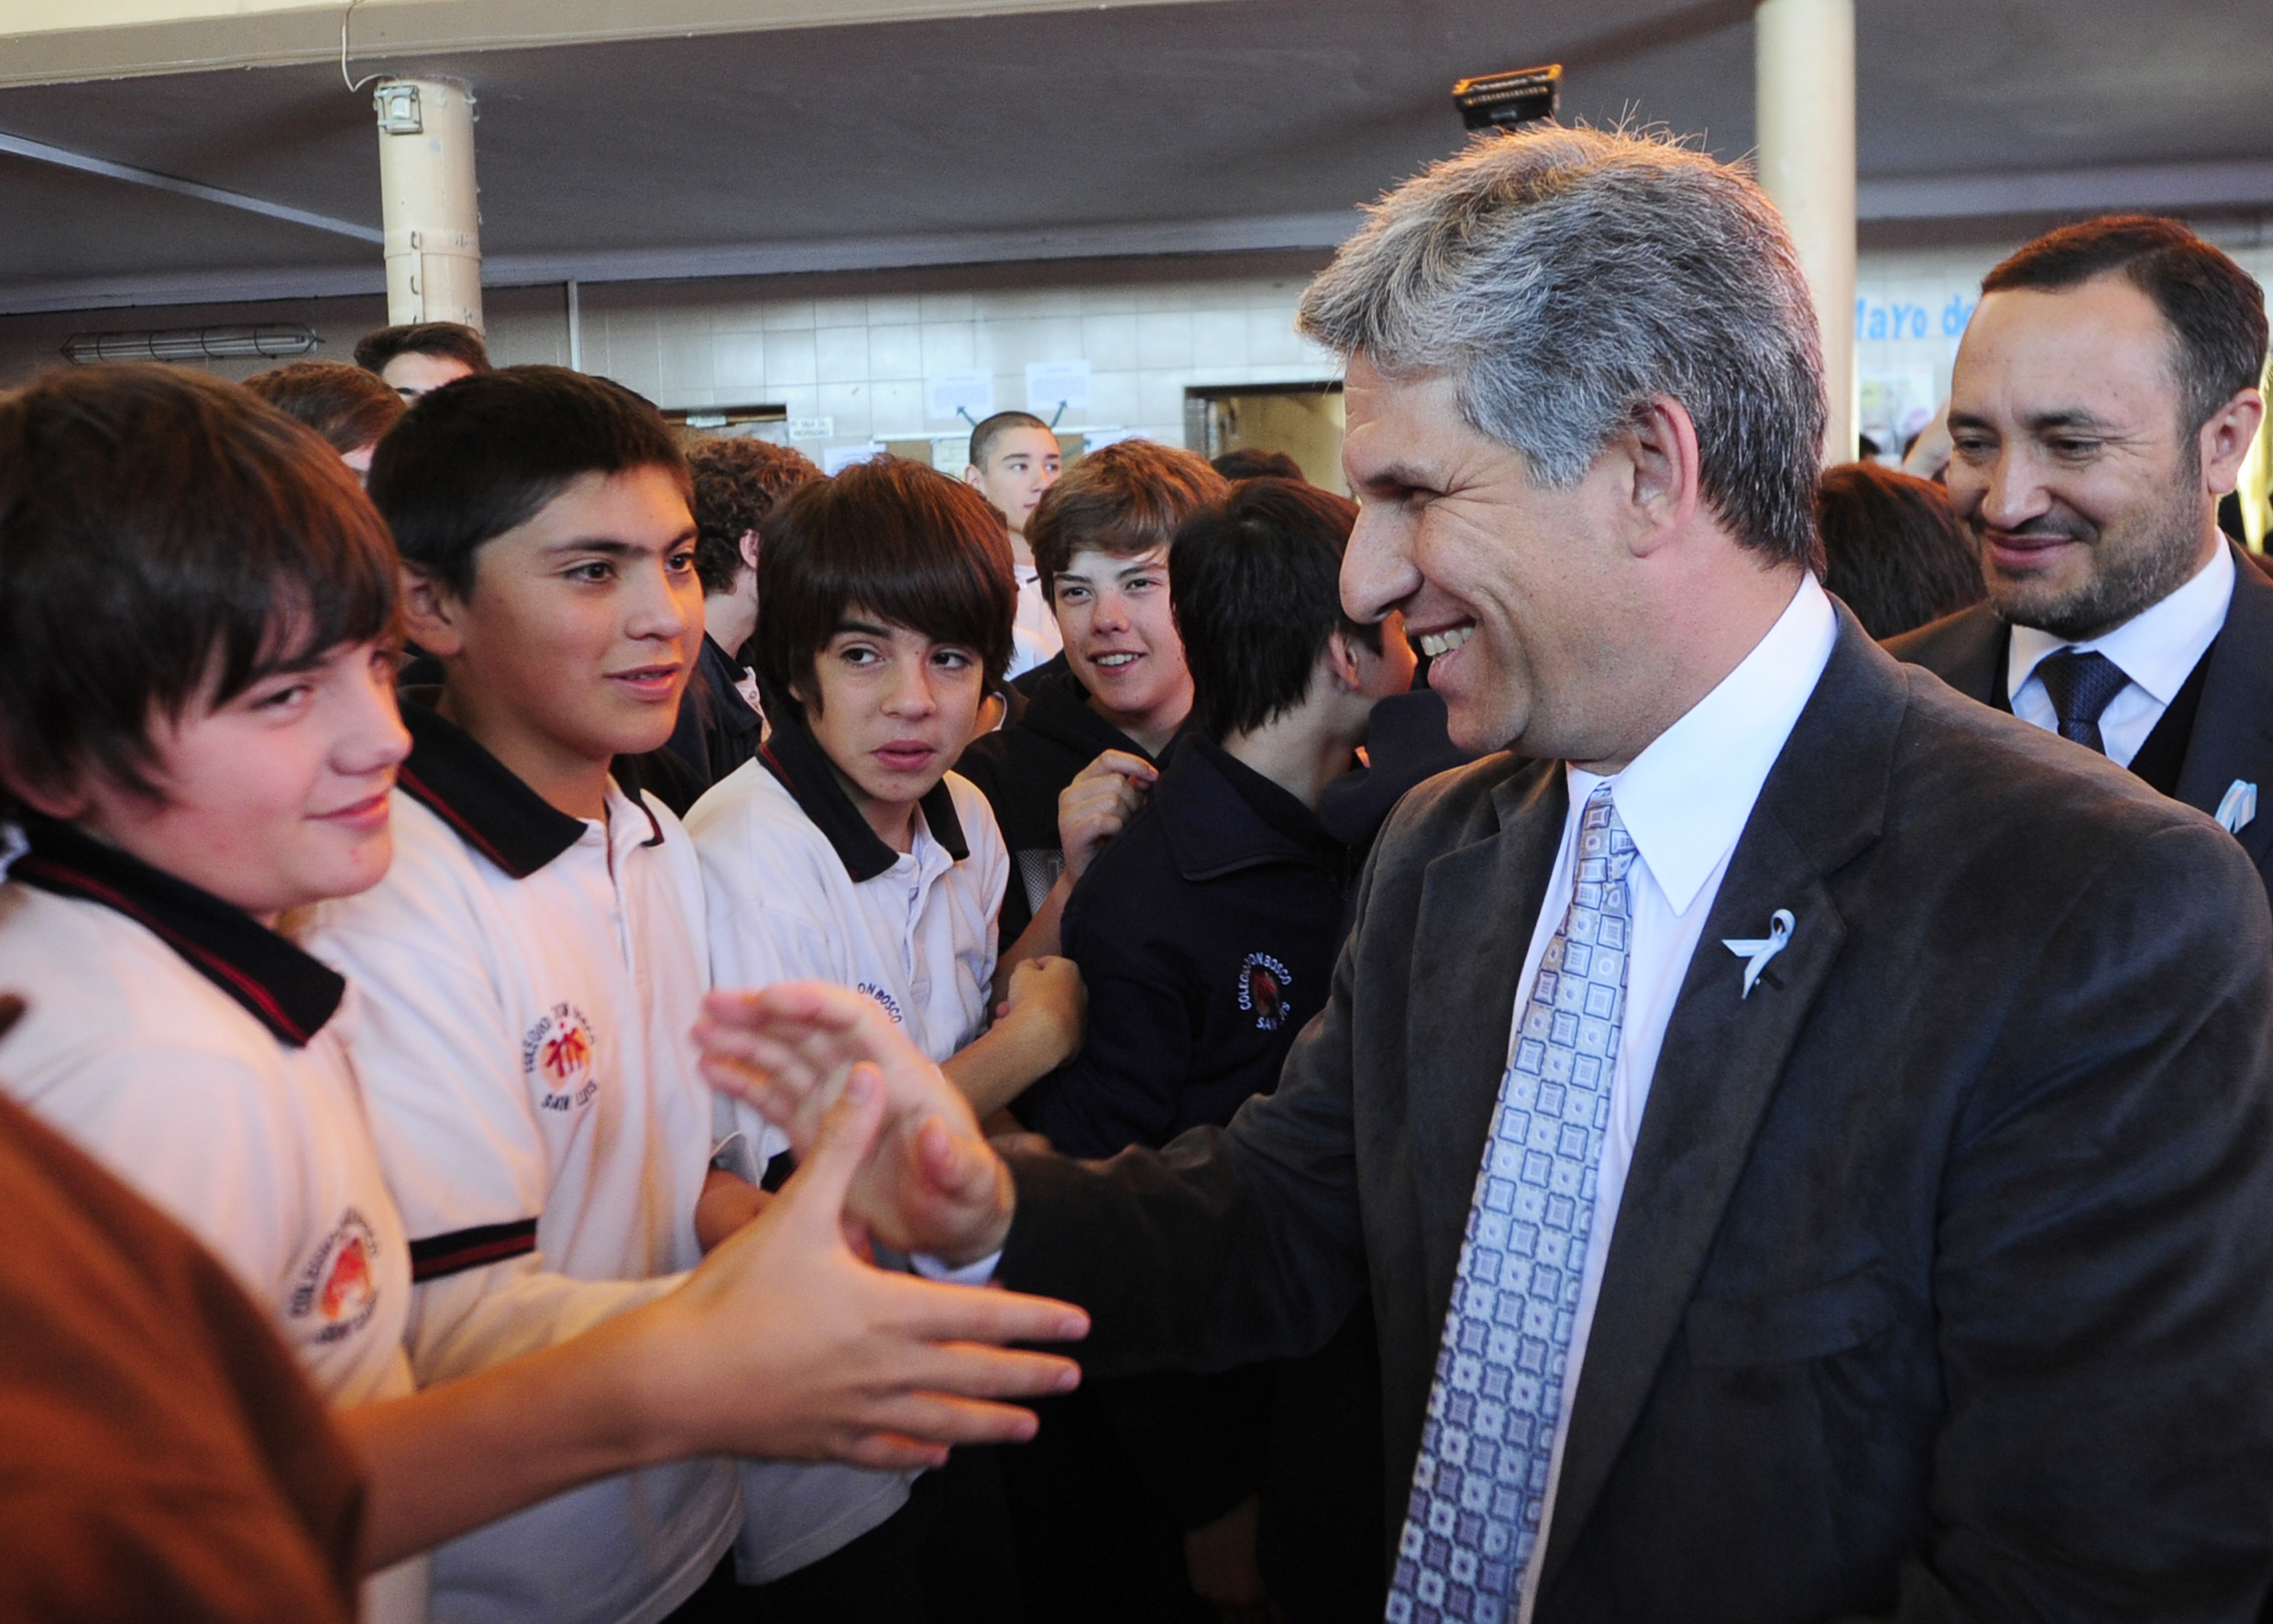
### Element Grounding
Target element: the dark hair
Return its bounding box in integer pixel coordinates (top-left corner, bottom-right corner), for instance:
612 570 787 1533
367 366 689 598
1028 439 1229 595
243 360 405 455
1817 462 1983 641
753 456 1015 708
1170 478 1378 741
967 411 1055 472
686 438 822 596
1982 216 2269 435
0 365 398 803
1210 447 1306 482
352 322 492 377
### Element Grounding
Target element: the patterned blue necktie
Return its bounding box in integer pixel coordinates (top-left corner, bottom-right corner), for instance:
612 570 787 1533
2033 648 2130 755
1388 784 1635 1624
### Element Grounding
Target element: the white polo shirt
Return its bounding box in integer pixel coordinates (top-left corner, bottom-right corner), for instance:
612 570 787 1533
307 700 907 1611
304 704 740 1624
0 816 426 1624
687 725 1007 1072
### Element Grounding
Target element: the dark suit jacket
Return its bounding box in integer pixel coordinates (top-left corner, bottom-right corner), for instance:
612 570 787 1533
1885 540 2273 894
1000 613 2273 1622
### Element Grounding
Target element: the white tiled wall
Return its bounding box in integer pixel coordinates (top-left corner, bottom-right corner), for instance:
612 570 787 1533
478 265 1345 465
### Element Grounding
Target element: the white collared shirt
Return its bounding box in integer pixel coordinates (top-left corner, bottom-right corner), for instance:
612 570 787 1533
687 761 1006 1078
0 879 429 1624
306 782 743 1624
2006 542 2233 768
1509 573 1839 1623
1008 564 1064 678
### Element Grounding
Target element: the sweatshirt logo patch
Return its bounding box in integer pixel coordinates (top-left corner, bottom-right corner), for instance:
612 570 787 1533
291 1210 380 1343
525 1002 599 1114
1238 952 1292 1031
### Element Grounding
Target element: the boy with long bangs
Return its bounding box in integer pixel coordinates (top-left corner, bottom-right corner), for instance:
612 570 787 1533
687 455 1084 1131
307 368 910 1619
954 439 1227 956
0 366 1088 1621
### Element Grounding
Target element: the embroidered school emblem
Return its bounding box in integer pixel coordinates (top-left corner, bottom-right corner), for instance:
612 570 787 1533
524 1002 599 1113
1237 951 1292 1031
856 982 906 1025
290 1210 381 1343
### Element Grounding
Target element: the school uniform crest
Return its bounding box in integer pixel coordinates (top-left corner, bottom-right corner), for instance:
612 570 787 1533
1237 951 1292 1031
856 982 906 1025
291 1209 381 1343
524 1001 599 1113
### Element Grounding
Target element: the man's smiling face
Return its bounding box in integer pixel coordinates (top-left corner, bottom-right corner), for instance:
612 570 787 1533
1945 276 2219 641
1338 356 1632 758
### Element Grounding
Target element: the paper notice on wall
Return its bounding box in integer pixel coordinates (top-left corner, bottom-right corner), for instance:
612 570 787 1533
927 370 995 422
1082 429 1146 454
822 442 887 475
1025 359 1092 415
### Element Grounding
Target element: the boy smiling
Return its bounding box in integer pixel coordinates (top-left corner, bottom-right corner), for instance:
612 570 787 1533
309 368 909 1619
955 440 1227 957
0 364 1088 1624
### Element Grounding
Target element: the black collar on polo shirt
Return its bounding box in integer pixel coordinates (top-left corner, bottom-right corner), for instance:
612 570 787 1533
396 689 668 872
8 813 345 1047
753 674 968 883
394 693 587 878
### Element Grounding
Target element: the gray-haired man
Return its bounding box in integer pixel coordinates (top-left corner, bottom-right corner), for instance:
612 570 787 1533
699 127 2273 1623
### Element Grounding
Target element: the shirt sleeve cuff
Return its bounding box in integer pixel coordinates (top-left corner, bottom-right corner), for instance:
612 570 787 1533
708 1131 762 1186
910 1251 1002 1286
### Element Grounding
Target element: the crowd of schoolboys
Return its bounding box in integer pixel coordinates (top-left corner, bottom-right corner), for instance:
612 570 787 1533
0 318 1453 1622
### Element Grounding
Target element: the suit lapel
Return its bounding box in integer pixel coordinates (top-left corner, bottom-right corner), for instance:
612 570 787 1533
2173 543 2273 870
1404 764 1568 1318
1538 615 1901 1596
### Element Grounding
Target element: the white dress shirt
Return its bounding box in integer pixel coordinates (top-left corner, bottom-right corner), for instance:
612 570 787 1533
1509 574 1839 1622
2006 541 2232 768
1008 564 1064 678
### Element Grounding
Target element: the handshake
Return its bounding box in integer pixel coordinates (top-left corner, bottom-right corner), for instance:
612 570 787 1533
649 982 1051 1476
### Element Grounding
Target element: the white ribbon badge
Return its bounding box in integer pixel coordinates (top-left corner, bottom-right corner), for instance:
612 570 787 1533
2215 779 2257 836
1722 908 1795 1000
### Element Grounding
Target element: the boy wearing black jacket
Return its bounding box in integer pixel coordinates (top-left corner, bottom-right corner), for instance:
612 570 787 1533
953 440 1226 957
1024 477 1416 1621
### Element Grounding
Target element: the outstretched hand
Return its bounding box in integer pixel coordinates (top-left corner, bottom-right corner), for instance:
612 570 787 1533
645 1063 1083 1472
696 982 1018 1265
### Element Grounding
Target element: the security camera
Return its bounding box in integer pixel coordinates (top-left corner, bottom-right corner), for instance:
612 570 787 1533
1452 65 1562 132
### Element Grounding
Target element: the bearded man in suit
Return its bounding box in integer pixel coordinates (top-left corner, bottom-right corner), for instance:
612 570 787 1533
1887 215 2273 895
697 129 2273 1624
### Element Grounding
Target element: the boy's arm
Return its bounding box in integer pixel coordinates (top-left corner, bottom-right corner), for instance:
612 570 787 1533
340 1072 1088 1569
404 1257 676 1383
1019 926 1193 1158
941 956 1085 1118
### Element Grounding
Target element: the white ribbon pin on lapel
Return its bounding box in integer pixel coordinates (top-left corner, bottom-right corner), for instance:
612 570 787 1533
2216 780 2257 836
1722 909 1795 1000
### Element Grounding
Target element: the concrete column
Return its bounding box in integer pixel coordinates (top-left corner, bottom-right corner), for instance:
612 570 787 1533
1754 0 1854 465
374 77 483 332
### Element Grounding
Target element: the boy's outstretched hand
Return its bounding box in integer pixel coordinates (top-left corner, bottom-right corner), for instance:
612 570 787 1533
644 1062 1082 1472
696 983 1019 1266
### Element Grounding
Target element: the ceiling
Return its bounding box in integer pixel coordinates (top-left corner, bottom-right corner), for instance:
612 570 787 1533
0 0 2267 314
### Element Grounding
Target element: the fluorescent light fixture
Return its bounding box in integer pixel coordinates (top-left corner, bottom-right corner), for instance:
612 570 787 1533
60 324 324 364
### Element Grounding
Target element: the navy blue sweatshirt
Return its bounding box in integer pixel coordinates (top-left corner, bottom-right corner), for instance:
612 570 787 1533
1027 733 1347 1157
